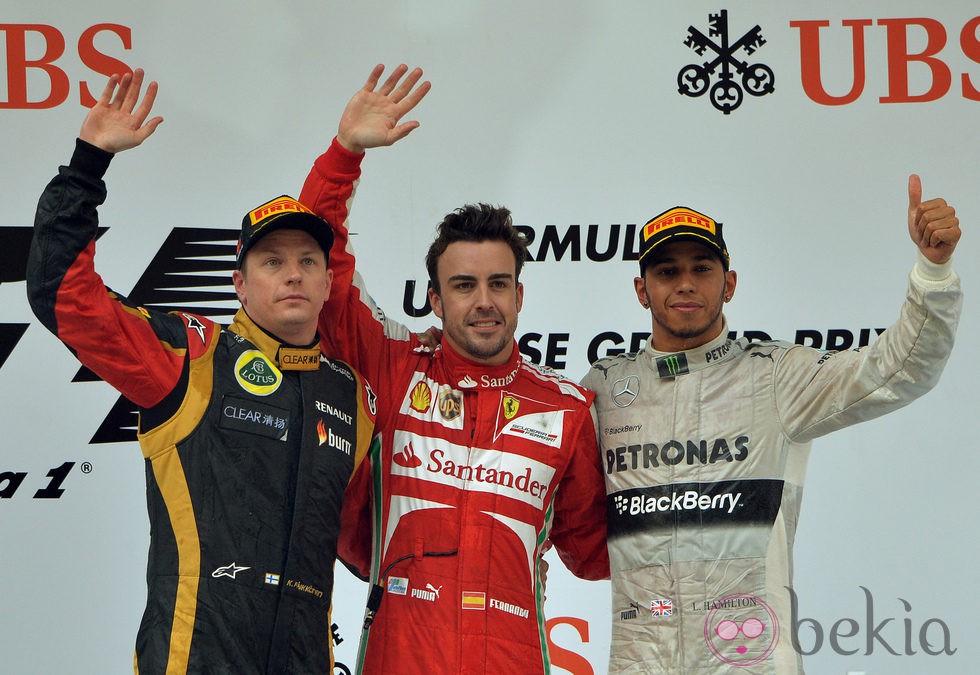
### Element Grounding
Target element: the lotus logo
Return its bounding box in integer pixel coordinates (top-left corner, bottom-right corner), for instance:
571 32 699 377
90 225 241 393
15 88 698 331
234 351 282 396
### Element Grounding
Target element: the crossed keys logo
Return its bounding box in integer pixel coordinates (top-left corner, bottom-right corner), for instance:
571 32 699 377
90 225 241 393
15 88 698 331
678 9 775 114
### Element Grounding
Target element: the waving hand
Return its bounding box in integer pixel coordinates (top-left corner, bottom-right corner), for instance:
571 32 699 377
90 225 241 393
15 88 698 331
79 68 163 153
337 64 431 154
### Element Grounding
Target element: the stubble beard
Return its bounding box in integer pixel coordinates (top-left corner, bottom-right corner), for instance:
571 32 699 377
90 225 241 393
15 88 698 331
650 290 726 345
446 311 514 363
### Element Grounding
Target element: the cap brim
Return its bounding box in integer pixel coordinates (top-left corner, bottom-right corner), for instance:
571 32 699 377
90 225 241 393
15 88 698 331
239 211 334 267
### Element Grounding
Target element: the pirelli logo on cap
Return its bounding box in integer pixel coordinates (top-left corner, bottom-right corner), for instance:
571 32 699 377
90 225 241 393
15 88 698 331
643 207 717 241
248 197 314 227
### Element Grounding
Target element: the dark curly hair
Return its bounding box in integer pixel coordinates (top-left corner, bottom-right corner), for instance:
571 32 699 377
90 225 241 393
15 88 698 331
424 203 528 293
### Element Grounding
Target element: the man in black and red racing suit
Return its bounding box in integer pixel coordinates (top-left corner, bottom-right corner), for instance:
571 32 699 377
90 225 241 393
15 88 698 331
26 70 376 674
299 65 609 674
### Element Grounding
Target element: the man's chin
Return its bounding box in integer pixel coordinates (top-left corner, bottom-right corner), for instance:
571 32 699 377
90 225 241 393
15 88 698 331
460 335 512 363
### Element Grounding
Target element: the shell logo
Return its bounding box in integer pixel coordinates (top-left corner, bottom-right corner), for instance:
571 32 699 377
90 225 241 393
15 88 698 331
410 381 432 413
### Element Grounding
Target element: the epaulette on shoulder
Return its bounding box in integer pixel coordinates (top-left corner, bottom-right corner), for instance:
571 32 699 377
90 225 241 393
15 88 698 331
519 359 591 405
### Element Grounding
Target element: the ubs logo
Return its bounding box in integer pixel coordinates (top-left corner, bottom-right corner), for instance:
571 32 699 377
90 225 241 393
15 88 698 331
678 9 775 114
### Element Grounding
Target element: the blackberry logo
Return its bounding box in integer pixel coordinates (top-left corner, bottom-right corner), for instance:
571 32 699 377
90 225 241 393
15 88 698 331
679 9 775 114
613 493 630 515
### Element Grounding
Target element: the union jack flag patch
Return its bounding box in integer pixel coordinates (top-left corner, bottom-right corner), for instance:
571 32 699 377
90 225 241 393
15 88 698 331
651 599 673 616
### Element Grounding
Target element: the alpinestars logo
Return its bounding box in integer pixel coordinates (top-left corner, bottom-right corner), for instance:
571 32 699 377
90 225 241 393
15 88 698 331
679 9 775 114
212 562 251 579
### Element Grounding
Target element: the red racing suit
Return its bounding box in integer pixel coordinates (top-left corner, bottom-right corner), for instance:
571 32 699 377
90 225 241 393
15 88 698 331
300 139 609 675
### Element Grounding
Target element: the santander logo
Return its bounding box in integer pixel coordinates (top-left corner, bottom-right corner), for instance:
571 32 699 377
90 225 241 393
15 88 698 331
393 442 422 469
389 432 558 508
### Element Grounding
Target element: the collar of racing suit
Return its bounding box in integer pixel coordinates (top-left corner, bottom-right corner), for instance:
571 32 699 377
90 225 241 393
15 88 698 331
643 319 742 379
228 308 322 371
435 337 524 390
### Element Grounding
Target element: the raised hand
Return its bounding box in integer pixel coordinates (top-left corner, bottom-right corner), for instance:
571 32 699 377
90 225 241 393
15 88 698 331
337 64 431 154
79 68 163 153
908 174 961 265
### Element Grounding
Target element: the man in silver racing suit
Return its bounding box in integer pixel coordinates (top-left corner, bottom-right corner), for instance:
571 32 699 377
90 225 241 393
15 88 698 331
582 189 962 673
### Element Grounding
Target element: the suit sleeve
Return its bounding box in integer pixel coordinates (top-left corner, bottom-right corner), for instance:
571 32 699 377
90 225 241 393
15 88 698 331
300 138 419 401
774 255 962 443
27 139 186 409
338 449 375 580
548 402 610 581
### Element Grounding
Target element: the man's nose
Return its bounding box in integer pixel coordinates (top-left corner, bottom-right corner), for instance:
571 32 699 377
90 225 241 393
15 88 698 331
473 284 494 308
284 259 304 281
675 270 696 291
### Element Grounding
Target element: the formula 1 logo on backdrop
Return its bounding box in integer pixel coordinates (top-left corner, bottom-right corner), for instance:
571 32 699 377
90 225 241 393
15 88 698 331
82 227 240 443
678 9 775 114
0 227 35 369
0 225 239 443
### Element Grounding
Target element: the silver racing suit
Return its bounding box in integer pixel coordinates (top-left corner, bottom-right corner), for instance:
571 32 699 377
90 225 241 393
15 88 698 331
581 255 961 673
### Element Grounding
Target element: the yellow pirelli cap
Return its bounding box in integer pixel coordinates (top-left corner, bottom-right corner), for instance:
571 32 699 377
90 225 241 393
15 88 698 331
236 196 334 269
638 206 730 270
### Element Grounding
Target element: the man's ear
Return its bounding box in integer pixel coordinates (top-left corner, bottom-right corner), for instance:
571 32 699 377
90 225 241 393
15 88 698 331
323 268 334 302
633 276 649 308
428 286 444 319
724 269 737 302
232 269 246 306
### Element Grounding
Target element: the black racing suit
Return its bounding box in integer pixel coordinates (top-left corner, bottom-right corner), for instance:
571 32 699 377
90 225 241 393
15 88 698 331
27 139 377 674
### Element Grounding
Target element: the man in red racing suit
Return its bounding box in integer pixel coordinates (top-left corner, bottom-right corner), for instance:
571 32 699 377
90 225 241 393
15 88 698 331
299 65 609 674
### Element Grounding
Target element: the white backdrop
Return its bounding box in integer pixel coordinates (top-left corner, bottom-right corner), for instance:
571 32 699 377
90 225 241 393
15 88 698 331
1 2 977 673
